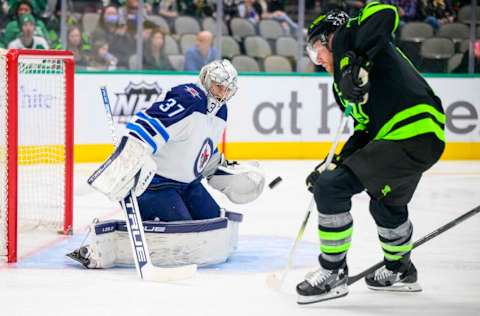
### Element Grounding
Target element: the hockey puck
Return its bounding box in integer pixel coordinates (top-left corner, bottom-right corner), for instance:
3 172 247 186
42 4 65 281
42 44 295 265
268 176 282 189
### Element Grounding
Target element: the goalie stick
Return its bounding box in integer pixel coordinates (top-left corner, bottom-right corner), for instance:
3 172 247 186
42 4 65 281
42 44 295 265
266 107 352 290
97 86 197 282
347 204 480 285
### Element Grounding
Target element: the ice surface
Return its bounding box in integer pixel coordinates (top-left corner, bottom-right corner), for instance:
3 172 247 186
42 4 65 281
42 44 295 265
1 161 479 316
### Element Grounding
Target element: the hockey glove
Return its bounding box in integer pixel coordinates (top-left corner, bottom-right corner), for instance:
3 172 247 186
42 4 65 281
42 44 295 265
306 154 341 193
207 160 265 204
338 51 370 104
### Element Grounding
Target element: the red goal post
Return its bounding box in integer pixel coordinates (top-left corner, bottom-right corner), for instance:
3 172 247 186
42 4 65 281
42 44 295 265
0 49 74 263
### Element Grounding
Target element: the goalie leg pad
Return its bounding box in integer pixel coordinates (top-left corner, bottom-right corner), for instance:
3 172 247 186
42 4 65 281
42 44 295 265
70 213 243 268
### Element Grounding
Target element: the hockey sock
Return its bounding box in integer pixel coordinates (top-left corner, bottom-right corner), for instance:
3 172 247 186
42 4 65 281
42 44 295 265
377 220 413 271
318 212 353 270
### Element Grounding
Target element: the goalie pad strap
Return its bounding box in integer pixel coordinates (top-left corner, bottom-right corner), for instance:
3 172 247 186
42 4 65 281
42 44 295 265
94 212 243 235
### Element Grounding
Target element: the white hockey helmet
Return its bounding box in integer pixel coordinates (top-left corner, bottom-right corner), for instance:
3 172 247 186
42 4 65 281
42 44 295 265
199 59 238 114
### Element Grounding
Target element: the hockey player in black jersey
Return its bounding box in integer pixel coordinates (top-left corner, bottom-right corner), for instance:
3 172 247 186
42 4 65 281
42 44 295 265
296 2 446 304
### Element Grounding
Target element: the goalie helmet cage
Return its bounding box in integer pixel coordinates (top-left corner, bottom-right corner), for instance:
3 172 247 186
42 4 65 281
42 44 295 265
0 49 74 263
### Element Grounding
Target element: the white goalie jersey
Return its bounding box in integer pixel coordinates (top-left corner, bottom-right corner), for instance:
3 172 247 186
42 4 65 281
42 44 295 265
126 83 227 183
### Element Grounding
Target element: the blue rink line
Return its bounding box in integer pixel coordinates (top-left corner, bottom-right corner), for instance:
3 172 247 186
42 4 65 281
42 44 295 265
204 236 318 273
14 234 318 273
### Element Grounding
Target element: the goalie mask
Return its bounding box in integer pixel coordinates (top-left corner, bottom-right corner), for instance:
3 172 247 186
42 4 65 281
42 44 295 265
306 10 349 63
199 59 239 115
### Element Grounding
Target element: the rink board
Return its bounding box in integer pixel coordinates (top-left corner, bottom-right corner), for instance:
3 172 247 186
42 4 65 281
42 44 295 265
69 72 480 160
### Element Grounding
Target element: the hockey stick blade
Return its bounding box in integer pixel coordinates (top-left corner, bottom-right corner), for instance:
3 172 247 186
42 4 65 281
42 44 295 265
266 199 314 291
121 192 197 282
142 263 197 282
347 205 480 285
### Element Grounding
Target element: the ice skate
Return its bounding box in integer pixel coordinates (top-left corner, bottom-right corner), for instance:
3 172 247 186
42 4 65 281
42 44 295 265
296 265 349 304
365 261 422 292
66 246 96 269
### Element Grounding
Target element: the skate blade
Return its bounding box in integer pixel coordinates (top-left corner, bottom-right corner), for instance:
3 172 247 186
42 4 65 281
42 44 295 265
297 285 349 305
367 282 422 292
66 250 91 269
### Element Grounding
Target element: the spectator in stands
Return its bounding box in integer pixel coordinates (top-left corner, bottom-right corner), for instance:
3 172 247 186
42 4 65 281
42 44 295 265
179 0 215 18
91 5 121 44
384 0 418 24
109 18 136 69
184 30 220 71
8 13 49 49
223 0 241 23
158 0 179 30
40 0 58 19
65 25 91 69
143 20 158 42
238 0 262 25
142 28 174 70
89 40 119 70
417 0 454 30
258 0 299 34
6 0 46 16
0 2 8 29
4 0 52 45
454 40 480 73
118 0 141 33
158 0 212 19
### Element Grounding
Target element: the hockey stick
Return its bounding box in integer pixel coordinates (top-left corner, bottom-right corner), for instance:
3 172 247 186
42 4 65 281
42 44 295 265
347 204 480 285
97 86 197 282
266 107 352 290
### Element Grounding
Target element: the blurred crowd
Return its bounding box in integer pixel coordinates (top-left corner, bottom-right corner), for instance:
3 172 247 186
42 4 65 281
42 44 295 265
0 0 478 73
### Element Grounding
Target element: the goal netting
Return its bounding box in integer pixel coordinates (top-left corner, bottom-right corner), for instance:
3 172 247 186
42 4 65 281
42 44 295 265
0 49 74 263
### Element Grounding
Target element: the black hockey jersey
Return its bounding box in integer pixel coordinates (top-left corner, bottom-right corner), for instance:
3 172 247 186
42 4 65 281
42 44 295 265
331 1 446 158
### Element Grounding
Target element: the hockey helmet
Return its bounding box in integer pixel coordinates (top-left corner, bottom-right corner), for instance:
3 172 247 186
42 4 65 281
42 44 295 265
199 59 238 114
307 10 349 48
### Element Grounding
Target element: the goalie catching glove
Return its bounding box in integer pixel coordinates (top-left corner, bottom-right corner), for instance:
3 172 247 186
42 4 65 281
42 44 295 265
207 159 265 204
88 136 157 201
338 51 370 104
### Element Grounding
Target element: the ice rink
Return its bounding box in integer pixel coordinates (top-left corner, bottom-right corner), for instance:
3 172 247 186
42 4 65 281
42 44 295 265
1 160 479 316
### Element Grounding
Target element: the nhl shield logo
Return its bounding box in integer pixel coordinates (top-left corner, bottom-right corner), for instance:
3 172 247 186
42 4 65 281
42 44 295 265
113 81 163 123
193 138 214 177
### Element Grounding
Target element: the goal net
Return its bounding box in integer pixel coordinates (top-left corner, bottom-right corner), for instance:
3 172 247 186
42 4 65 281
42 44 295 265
0 49 74 263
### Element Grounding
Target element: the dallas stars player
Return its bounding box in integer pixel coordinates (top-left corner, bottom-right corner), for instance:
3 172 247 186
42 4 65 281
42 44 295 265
297 2 446 304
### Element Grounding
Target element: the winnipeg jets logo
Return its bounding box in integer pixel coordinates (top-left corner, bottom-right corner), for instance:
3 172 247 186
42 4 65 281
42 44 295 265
185 86 201 99
193 138 213 177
